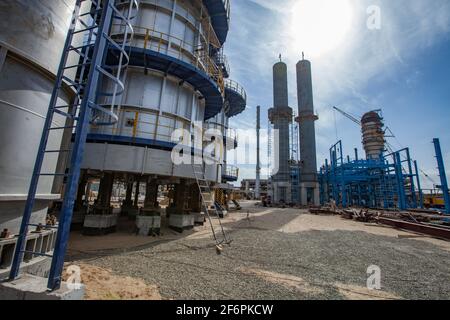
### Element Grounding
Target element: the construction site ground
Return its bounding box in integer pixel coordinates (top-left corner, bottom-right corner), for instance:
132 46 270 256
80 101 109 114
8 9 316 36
66 201 450 300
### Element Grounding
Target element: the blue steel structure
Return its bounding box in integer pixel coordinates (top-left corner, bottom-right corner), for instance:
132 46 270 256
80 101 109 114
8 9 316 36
433 138 450 214
290 164 301 204
319 140 423 210
9 0 138 290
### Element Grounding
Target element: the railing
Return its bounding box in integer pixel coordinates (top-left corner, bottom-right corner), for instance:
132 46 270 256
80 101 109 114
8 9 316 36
111 24 225 96
92 108 191 142
225 79 247 102
224 165 239 179
214 49 230 76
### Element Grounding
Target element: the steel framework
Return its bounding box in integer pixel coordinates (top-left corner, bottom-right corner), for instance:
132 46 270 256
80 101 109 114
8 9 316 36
319 141 423 210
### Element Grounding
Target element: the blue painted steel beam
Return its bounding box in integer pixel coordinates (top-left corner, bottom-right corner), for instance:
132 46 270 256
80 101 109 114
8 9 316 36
414 160 424 209
405 148 417 208
395 152 407 210
433 138 450 214
46 1 117 290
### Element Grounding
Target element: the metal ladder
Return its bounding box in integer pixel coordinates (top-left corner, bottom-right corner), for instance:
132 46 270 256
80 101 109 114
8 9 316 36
192 163 231 248
9 0 138 290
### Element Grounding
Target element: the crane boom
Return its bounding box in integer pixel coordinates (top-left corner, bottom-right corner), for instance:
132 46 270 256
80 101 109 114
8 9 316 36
333 106 361 125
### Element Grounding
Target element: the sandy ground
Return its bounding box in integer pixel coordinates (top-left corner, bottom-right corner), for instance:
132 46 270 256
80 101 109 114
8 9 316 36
63 263 162 300
66 202 450 300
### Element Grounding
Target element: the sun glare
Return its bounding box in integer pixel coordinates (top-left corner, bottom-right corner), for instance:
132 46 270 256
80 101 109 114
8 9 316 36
289 0 354 57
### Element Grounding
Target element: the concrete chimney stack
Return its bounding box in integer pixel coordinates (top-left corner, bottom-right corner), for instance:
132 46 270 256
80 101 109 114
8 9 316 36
296 56 319 205
269 58 292 204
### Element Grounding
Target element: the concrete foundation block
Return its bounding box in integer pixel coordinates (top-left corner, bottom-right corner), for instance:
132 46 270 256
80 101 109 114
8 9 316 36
193 212 206 225
0 274 85 300
136 215 161 236
82 214 118 236
0 257 52 281
169 214 195 233
0 230 57 279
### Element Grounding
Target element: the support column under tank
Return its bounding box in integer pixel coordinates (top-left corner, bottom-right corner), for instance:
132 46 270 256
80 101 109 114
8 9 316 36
122 177 139 218
72 173 88 228
136 178 161 236
167 180 194 232
189 184 205 225
83 173 117 235
93 173 114 215
142 180 160 214
134 180 140 207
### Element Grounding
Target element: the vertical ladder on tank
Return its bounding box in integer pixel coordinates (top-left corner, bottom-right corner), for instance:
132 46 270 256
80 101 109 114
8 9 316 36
192 163 232 249
8 0 139 291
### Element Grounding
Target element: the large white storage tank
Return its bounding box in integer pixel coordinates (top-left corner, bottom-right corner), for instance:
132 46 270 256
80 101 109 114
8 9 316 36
82 0 224 182
0 0 76 233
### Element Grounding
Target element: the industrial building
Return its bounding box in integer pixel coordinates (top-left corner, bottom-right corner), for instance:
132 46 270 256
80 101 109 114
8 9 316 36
0 0 246 292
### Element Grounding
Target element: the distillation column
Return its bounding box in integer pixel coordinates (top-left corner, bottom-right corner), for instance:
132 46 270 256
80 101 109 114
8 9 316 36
269 60 292 204
296 57 319 205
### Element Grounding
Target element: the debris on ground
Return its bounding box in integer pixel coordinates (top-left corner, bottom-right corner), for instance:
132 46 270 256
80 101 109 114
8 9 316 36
311 204 450 240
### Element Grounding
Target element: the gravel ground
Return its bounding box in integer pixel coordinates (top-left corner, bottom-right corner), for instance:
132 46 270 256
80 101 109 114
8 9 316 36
67 207 450 300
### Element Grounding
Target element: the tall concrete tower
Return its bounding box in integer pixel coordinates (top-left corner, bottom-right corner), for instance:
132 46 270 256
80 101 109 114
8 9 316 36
269 58 292 203
296 55 319 205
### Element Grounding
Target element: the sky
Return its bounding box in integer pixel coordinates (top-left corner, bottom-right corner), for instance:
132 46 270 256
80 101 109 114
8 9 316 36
224 0 450 189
